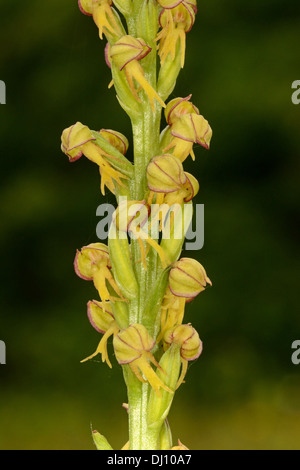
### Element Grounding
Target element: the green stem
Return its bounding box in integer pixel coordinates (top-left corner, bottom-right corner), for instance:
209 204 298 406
126 23 163 448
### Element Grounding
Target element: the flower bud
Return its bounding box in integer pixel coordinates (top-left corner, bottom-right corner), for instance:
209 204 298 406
169 257 212 299
165 95 199 126
164 324 202 361
147 154 186 194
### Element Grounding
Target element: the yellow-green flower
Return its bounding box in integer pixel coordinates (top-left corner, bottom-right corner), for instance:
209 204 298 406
113 324 173 396
157 286 187 343
169 257 212 298
61 122 128 194
156 1 196 68
81 300 119 367
164 113 212 161
146 155 199 229
163 323 202 387
110 35 165 111
74 242 126 305
147 154 187 201
79 0 123 40
112 199 170 269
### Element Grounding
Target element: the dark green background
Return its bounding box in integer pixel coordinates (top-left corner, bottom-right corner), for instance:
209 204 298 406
0 0 299 449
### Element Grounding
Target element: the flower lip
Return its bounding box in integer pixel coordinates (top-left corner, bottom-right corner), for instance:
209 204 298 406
78 0 93 16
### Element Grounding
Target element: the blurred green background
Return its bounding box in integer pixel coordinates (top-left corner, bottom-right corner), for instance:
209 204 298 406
0 0 299 450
